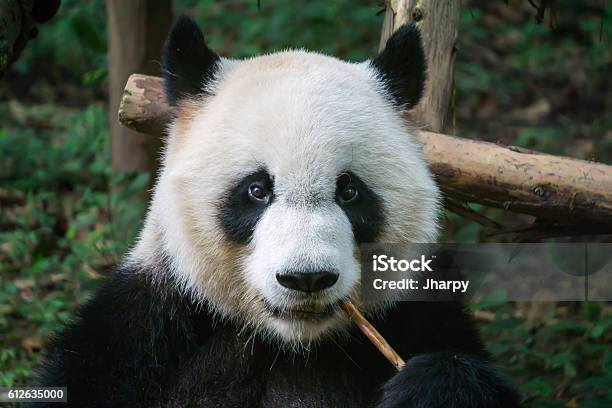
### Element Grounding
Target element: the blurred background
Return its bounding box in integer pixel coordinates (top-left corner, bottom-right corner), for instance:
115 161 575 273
0 0 611 406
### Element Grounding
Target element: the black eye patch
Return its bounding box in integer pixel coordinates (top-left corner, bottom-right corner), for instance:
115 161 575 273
218 169 274 244
335 172 385 243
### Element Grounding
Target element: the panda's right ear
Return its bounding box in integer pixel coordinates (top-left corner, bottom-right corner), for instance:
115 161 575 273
370 23 426 110
162 16 220 106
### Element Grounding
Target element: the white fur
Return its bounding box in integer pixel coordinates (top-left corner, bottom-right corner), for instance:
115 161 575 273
128 50 440 344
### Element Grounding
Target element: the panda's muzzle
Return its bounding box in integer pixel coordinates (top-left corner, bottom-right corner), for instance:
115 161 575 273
265 270 342 320
276 271 339 293
264 299 341 320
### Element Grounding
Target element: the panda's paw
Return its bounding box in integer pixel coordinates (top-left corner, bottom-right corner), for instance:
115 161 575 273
377 352 522 408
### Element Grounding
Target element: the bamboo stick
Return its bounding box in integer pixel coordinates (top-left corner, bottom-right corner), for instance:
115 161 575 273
341 299 406 371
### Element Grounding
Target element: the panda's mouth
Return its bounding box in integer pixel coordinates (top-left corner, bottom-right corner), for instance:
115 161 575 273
264 300 341 321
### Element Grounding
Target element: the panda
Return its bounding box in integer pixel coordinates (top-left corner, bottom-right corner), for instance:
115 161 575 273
35 17 521 408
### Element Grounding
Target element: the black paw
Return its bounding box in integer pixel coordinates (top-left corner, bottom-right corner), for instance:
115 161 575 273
378 352 521 408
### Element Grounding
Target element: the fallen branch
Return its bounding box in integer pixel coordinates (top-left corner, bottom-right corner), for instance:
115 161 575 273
420 131 612 227
117 73 612 230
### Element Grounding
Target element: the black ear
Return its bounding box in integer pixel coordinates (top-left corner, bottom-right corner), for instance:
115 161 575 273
371 24 426 109
162 16 220 106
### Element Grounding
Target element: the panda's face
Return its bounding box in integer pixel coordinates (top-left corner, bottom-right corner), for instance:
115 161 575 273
134 18 439 345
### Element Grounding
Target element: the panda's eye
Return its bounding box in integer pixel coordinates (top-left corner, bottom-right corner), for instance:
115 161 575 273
248 182 270 204
339 184 358 203
337 174 359 204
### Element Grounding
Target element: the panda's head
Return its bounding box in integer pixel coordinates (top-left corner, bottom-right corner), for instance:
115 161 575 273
132 17 440 346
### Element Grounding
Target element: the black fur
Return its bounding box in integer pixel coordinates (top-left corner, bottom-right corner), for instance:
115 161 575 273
336 172 385 243
32 0 61 23
34 263 521 407
371 24 427 109
218 169 274 244
162 16 220 106
379 353 521 408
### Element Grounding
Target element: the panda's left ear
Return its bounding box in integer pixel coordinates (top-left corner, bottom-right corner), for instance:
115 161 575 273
370 23 426 109
162 16 220 106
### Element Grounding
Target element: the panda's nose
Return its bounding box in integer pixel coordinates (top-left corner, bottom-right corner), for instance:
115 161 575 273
276 271 339 293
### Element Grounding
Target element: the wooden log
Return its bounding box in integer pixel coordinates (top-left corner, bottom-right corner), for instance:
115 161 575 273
117 73 612 227
420 132 612 225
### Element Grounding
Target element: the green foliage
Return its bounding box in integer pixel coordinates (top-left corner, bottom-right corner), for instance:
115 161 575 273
455 0 612 164
10 0 108 87
474 301 612 406
1 2 611 407
177 0 382 61
0 105 147 386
